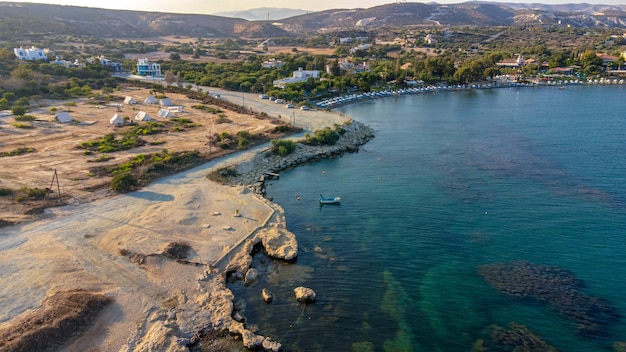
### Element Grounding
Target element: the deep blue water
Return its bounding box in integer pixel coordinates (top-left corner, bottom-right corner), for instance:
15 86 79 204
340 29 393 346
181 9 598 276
229 85 626 352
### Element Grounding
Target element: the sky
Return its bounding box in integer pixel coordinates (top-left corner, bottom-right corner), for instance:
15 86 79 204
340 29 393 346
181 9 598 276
1 0 623 15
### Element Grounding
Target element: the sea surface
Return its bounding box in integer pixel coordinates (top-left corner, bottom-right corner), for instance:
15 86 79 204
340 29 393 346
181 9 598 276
228 85 626 352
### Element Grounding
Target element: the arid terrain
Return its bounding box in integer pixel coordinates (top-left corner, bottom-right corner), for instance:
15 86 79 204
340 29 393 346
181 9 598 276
0 82 350 351
0 85 287 224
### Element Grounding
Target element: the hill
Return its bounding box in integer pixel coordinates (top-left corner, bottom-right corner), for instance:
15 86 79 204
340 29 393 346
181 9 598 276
1 1 626 40
213 7 309 21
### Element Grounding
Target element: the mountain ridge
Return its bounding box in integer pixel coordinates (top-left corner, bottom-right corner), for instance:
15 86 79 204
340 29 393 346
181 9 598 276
1 1 625 39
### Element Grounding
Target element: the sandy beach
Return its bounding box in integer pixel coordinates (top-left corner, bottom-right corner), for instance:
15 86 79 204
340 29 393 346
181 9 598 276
0 86 358 351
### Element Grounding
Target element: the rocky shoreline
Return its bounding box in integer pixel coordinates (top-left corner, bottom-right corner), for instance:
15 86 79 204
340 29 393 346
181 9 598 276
197 119 376 351
232 120 376 192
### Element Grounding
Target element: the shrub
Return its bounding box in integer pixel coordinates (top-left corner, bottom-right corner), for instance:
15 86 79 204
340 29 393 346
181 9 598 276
13 123 33 129
305 127 341 146
14 115 36 122
271 139 296 156
11 105 27 117
0 188 13 196
110 172 139 192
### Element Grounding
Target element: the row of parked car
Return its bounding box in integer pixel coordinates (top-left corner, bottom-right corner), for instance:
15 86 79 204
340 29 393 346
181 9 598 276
259 94 310 110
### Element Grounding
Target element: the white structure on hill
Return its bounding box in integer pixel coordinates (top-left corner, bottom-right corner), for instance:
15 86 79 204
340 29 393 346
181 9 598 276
134 111 153 121
273 68 320 88
14 46 48 61
110 114 124 125
157 109 172 118
261 58 285 69
144 96 158 104
123 96 136 105
137 58 162 77
55 111 73 123
159 98 173 106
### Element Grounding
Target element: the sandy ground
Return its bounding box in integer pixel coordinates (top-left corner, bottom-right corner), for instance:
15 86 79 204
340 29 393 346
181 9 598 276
0 83 350 350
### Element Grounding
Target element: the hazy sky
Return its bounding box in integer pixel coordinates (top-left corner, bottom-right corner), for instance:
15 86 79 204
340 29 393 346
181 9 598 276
1 0 623 14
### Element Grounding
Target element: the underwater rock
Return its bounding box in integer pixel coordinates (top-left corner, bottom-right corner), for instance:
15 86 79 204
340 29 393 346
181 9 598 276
294 286 316 303
478 261 619 337
261 288 273 303
487 322 559 352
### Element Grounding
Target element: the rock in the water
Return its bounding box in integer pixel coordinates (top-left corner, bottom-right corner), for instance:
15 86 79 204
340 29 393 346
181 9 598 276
262 337 282 352
294 286 316 303
261 288 273 303
241 330 264 349
261 227 298 260
244 268 259 285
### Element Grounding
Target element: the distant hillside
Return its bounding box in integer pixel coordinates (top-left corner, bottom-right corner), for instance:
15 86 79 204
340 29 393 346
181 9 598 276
214 7 309 21
0 2 248 38
1 1 625 41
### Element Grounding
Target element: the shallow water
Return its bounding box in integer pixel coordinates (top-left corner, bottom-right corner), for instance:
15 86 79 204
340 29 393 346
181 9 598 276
229 85 626 351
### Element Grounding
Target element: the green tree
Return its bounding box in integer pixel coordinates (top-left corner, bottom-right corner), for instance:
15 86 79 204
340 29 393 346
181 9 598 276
11 105 27 116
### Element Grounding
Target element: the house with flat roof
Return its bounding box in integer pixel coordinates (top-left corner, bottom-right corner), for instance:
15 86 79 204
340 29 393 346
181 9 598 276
261 58 285 69
14 46 48 61
273 68 320 88
137 58 162 77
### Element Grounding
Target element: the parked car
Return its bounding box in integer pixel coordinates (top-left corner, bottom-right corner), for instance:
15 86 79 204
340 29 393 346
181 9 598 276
300 105 310 110
259 94 269 99
286 104 295 108
275 99 285 104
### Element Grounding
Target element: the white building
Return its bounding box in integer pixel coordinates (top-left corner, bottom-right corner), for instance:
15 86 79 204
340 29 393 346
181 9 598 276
273 68 320 88
261 58 285 69
14 46 48 61
137 58 162 77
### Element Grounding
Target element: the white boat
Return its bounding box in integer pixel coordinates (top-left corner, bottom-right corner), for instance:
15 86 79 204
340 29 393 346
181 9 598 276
320 194 340 204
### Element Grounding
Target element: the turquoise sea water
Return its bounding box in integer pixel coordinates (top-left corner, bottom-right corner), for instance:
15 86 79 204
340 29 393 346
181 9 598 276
229 85 626 351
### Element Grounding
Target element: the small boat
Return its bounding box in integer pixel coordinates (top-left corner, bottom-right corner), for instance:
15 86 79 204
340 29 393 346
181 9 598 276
320 194 341 204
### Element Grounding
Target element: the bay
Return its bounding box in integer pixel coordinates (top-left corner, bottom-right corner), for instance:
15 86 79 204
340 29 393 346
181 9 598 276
229 85 626 351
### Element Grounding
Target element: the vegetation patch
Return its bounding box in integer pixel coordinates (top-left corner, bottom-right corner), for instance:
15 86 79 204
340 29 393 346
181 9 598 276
206 167 238 183
90 150 205 193
15 186 49 201
1 147 36 157
87 154 114 163
304 126 344 146
12 123 33 129
0 187 13 196
192 104 223 114
0 290 112 352
270 139 297 156
79 131 146 153
14 115 36 122
209 130 265 150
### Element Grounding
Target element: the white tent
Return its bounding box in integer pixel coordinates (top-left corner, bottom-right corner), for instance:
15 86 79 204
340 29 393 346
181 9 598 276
157 109 172 118
144 95 158 104
110 113 124 125
134 111 153 121
123 96 136 105
55 111 73 123
159 98 173 106
167 106 183 112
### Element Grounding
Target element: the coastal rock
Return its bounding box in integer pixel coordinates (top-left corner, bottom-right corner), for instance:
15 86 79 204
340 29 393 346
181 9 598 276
261 288 273 303
262 337 282 352
244 268 259 285
241 330 264 349
260 227 298 261
294 286 316 303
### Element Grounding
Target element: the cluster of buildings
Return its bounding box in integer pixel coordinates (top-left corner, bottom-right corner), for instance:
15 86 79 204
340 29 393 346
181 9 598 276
13 46 123 72
496 52 626 73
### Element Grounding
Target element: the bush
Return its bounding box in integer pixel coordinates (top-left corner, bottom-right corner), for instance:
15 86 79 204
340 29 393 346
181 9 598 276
305 127 341 146
110 172 139 192
271 139 296 156
0 188 13 196
14 115 36 122
11 105 27 117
